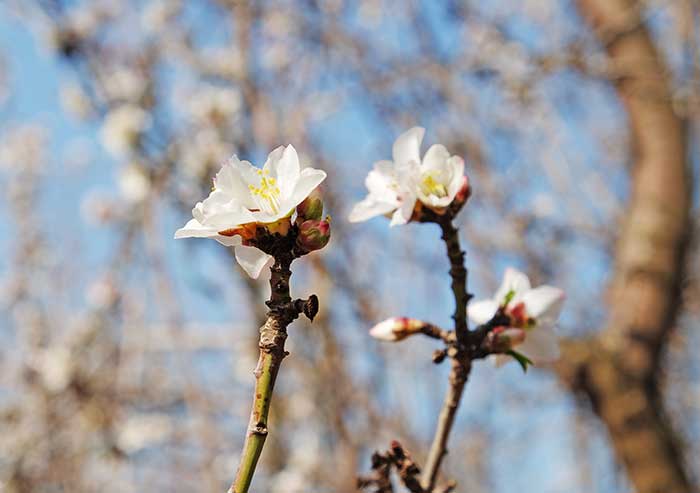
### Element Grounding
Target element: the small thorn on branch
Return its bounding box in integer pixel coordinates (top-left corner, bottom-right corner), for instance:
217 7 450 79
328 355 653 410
432 348 448 364
294 294 319 321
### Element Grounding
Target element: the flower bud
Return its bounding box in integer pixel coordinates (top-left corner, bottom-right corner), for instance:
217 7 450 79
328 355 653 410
296 188 324 221
485 326 526 352
369 317 426 342
296 218 330 253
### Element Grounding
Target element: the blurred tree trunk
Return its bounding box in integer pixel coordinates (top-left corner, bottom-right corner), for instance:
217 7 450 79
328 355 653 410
558 1 694 492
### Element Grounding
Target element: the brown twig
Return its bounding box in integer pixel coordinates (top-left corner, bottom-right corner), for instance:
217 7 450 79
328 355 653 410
419 214 470 491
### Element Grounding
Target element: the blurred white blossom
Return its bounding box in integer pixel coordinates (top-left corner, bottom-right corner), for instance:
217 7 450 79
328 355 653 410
469 267 565 366
118 163 151 203
185 85 242 126
100 104 152 157
60 83 92 120
31 347 74 393
117 414 173 454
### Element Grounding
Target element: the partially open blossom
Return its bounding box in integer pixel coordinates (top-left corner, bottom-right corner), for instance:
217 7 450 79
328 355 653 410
468 267 565 365
369 317 426 342
348 127 465 226
296 219 330 253
174 145 327 278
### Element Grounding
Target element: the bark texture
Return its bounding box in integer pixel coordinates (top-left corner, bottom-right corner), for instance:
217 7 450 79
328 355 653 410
559 1 694 492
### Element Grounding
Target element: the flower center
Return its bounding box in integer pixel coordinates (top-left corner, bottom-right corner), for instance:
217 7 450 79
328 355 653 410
419 172 447 198
248 169 281 215
506 302 536 329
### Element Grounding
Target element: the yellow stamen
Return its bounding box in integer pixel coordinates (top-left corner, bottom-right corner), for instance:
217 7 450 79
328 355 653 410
420 172 447 197
249 172 282 214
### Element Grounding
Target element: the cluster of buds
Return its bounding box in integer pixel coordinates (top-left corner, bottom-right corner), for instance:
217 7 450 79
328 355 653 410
294 187 331 254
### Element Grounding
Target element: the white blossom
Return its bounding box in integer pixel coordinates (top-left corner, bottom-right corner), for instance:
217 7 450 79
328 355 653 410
117 414 172 454
468 267 565 365
60 83 92 120
175 145 326 278
186 85 242 125
349 127 465 226
100 104 152 158
31 347 74 393
118 163 151 203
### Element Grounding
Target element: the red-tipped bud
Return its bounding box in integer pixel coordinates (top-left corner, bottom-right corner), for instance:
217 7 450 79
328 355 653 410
369 317 426 342
296 188 324 221
296 218 331 253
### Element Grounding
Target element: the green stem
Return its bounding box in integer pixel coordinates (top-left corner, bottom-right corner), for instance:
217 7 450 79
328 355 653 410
229 257 296 493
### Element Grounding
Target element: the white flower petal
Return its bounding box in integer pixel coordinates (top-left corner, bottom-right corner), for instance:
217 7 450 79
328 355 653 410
214 234 243 247
467 299 499 325
234 245 274 279
196 194 256 229
517 327 560 363
392 127 424 166
231 157 261 189
389 194 416 226
494 267 532 305
174 218 217 239
268 145 300 198
215 158 256 208
366 161 398 196
348 196 397 223
284 167 327 212
523 285 565 325
445 156 465 202
422 144 451 171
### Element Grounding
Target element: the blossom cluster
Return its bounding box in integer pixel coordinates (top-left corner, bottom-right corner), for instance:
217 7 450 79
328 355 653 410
176 127 563 368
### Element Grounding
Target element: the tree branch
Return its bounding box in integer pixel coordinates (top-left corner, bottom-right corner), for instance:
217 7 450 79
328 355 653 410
420 358 470 491
556 2 695 492
228 254 318 493
420 215 473 491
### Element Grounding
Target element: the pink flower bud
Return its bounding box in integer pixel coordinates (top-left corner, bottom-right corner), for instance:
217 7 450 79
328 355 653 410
369 317 426 342
296 188 324 221
296 218 330 253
